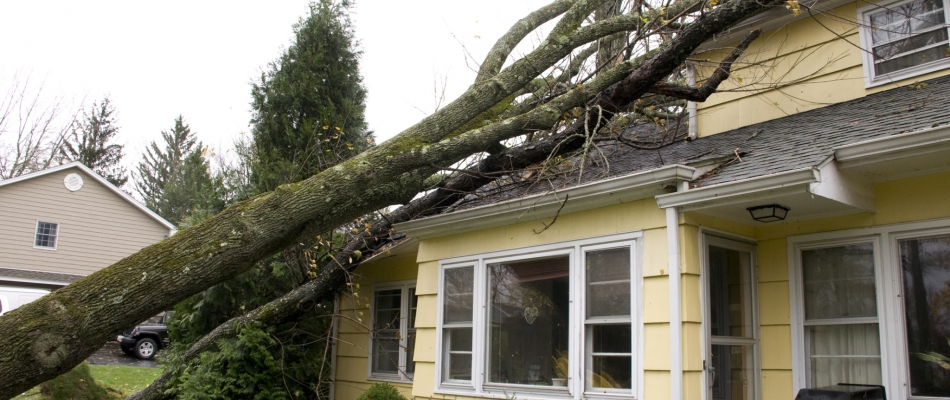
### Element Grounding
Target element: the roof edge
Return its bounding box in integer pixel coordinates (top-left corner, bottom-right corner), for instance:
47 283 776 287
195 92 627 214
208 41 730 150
834 124 950 168
396 165 695 240
0 162 176 232
656 168 820 209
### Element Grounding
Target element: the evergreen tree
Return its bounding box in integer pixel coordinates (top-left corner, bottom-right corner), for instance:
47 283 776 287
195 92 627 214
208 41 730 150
250 0 372 192
135 116 219 225
61 98 128 187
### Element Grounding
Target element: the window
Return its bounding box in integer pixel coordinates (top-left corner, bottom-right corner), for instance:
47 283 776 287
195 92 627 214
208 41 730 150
860 0 950 85
34 221 59 249
369 282 416 380
790 222 950 398
437 233 640 398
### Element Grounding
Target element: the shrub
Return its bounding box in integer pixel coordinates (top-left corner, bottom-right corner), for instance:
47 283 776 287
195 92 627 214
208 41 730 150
355 383 408 400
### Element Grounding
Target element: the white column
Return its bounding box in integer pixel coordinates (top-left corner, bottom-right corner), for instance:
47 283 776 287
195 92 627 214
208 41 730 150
666 206 683 400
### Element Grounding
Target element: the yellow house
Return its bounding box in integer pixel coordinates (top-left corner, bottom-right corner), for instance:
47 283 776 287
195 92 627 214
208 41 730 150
331 1 950 399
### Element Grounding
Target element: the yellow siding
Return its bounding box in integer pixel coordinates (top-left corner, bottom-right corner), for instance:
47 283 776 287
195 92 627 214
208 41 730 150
692 1 950 137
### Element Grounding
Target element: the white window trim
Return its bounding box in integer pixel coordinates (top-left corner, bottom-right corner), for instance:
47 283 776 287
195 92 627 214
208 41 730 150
33 221 59 250
434 231 644 400
699 232 763 400
367 280 416 382
788 216 950 400
858 0 950 88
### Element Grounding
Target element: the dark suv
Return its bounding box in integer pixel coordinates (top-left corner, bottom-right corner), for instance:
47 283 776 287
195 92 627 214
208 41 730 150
117 311 173 360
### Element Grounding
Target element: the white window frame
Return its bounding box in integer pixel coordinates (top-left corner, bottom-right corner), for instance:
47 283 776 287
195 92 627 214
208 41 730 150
33 221 59 250
788 217 950 400
434 232 643 400
367 280 416 382
858 0 950 87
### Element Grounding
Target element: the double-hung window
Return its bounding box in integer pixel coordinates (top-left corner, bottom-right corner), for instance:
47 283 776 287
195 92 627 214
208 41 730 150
369 281 417 380
791 221 950 398
34 221 59 250
859 0 950 85
437 233 641 398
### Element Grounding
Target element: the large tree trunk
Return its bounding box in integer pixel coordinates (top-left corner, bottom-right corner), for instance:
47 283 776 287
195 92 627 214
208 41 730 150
0 1 778 397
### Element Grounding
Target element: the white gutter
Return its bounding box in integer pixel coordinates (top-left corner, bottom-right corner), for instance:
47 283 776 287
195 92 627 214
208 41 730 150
396 165 696 239
666 207 683 400
655 168 820 211
834 124 950 168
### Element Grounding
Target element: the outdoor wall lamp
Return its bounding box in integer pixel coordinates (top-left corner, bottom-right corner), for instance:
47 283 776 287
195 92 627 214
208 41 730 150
747 204 789 222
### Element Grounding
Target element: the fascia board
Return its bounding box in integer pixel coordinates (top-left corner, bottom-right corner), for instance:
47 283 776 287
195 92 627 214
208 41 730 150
834 125 950 168
694 0 854 53
655 168 820 209
396 165 696 240
0 162 177 232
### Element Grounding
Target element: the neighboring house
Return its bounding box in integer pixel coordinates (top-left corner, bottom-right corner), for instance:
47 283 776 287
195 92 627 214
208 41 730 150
331 2 950 400
0 162 175 315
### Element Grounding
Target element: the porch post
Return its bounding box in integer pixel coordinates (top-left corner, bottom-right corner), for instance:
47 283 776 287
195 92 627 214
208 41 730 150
666 206 683 400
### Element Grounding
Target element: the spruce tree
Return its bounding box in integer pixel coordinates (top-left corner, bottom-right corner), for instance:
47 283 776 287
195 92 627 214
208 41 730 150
61 98 128 187
250 0 372 192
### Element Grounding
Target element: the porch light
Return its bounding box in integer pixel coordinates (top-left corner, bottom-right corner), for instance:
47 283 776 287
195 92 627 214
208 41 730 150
747 204 789 222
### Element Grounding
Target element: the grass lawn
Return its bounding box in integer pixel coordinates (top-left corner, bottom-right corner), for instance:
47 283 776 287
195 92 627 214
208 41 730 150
15 363 163 399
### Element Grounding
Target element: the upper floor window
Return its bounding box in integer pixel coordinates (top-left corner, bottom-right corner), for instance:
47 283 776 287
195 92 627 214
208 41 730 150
34 221 59 249
369 281 416 381
860 0 950 85
437 233 641 398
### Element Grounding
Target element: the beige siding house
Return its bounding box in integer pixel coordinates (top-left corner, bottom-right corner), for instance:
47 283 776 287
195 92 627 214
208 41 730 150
0 162 174 294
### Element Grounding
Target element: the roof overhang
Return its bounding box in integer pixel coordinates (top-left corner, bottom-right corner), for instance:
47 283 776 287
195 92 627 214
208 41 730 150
0 162 176 233
834 124 950 180
396 165 696 240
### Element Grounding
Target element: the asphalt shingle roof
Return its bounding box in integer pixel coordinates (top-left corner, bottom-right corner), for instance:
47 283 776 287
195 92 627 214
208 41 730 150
0 267 83 284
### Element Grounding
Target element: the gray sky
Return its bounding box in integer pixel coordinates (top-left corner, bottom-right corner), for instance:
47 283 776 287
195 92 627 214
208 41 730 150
0 0 550 169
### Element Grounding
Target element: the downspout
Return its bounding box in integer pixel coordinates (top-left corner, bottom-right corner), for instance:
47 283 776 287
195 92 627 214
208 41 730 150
687 64 698 140
328 299 340 400
666 206 683 400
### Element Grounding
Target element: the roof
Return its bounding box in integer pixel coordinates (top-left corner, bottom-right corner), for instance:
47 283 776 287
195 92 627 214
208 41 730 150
0 267 83 285
433 74 950 215
0 162 176 232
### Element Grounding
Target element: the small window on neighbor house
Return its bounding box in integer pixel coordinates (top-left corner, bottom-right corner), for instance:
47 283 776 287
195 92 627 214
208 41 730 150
861 0 950 84
34 222 59 249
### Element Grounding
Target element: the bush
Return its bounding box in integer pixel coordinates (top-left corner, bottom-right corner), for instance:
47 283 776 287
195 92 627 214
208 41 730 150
355 383 408 400
38 362 118 399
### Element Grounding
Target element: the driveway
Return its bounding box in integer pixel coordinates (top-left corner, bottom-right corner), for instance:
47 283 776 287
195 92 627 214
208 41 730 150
86 341 159 368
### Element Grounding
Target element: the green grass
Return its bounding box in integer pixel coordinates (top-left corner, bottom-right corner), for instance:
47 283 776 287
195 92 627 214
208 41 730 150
15 363 163 399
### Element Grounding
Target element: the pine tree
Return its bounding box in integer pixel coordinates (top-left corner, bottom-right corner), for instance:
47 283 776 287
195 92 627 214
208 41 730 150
135 116 218 225
250 0 372 192
61 98 128 187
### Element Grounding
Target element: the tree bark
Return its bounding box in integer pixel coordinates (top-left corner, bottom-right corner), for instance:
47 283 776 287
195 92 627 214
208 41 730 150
0 1 779 397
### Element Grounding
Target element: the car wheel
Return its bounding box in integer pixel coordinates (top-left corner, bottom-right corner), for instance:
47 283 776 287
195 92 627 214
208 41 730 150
134 338 158 360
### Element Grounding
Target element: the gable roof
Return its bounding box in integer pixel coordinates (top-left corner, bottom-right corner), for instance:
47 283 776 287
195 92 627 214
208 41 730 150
0 162 176 232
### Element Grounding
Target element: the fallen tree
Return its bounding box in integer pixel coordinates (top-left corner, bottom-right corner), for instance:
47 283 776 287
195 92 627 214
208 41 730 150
0 0 780 397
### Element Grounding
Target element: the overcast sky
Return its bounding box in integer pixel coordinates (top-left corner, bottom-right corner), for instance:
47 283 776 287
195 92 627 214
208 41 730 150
0 0 551 170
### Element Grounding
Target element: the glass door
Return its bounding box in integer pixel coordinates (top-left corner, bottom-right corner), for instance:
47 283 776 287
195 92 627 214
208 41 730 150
704 236 759 400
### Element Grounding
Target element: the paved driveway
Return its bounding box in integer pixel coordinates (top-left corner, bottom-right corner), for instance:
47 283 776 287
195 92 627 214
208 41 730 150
86 341 159 368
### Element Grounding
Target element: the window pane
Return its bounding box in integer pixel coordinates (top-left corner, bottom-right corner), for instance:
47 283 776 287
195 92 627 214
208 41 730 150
407 331 416 374
806 324 882 387
447 328 473 352
710 344 755 400
373 337 400 374
802 243 877 320
443 328 473 381
709 246 754 337
867 0 950 74
900 236 950 397
590 356 632 389
488 256 570 386
448 354 473 380
592 324 631 353
587 248 631 317
374 289 402 331
35 222 58 248
444 267 474 324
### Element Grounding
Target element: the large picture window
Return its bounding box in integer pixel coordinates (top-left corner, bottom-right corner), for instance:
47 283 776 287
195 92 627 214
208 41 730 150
369 282 416 380
437 233 640 398
860 0 950 85
899 235 950 397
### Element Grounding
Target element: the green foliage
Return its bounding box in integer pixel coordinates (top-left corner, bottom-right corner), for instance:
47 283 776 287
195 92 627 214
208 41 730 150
135 116 222 225
36 362 118 400
250 0 373 192
355 383 408 400
61 97 128 187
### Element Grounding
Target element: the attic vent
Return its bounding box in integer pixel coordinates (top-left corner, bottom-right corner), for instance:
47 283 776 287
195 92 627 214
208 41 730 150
63 173 84 192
